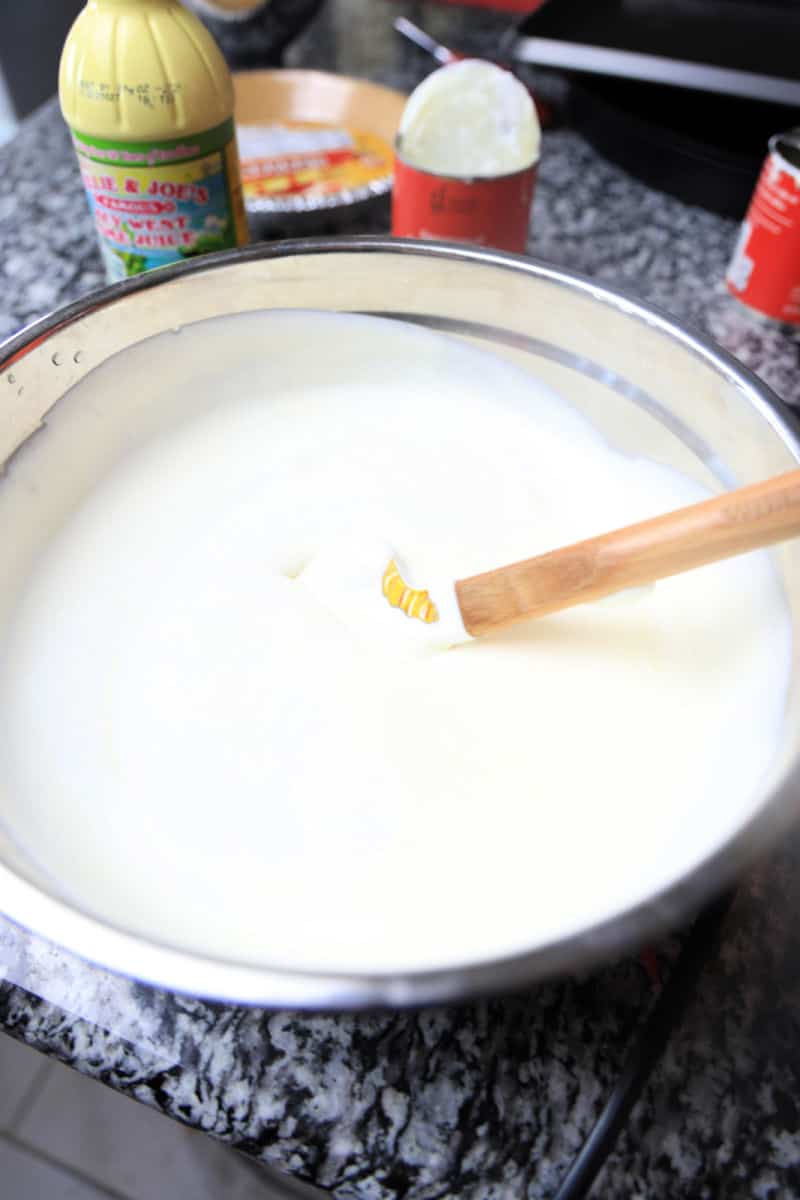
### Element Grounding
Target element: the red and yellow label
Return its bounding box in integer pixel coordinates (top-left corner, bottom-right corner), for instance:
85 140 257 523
236 121 394 202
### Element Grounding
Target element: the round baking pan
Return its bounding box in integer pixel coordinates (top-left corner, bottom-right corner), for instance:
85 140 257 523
233 70 405 237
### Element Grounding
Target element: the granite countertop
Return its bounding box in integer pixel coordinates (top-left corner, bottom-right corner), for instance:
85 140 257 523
2 3 800 1198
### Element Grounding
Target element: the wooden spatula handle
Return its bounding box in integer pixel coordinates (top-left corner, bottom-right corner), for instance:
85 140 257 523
456 469 800 637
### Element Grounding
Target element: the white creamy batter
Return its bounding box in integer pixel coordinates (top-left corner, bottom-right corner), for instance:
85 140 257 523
0 310 790 973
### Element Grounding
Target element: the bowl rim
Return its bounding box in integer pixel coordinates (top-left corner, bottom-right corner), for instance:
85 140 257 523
2 235 799 1010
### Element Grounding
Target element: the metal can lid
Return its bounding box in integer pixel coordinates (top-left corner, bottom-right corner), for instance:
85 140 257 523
768 127 800 174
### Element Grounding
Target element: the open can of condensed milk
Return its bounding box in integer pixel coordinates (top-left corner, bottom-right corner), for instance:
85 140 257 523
726 128 800 331
392 153 537 253
391 60 540 254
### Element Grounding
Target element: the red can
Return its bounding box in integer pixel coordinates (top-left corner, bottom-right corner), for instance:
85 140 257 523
726 129 800 329
391 150 537 254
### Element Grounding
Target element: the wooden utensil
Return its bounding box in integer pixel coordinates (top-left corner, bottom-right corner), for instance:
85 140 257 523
456 469 800 637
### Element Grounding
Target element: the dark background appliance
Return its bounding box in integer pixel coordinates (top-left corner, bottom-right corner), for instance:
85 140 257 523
511 0 800 216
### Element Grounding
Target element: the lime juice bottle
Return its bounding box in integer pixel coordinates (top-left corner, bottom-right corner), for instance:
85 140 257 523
60 0 249 282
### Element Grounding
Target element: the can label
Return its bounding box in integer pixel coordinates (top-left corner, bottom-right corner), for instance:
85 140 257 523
71 119 249 282
391 151 537 254
726 131 800 326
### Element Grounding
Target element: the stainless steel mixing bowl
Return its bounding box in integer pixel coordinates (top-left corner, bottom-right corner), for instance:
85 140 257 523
1 238 799 1008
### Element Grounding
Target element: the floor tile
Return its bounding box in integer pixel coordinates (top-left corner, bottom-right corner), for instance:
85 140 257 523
17 1056 299 1199
0 1135 114 1200
0 1032 49 1132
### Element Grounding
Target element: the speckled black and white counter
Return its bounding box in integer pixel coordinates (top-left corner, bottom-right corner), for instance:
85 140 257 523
2 3 800 1197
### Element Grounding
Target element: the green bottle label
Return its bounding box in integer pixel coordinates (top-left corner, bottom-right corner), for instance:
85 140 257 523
72 119 248 281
